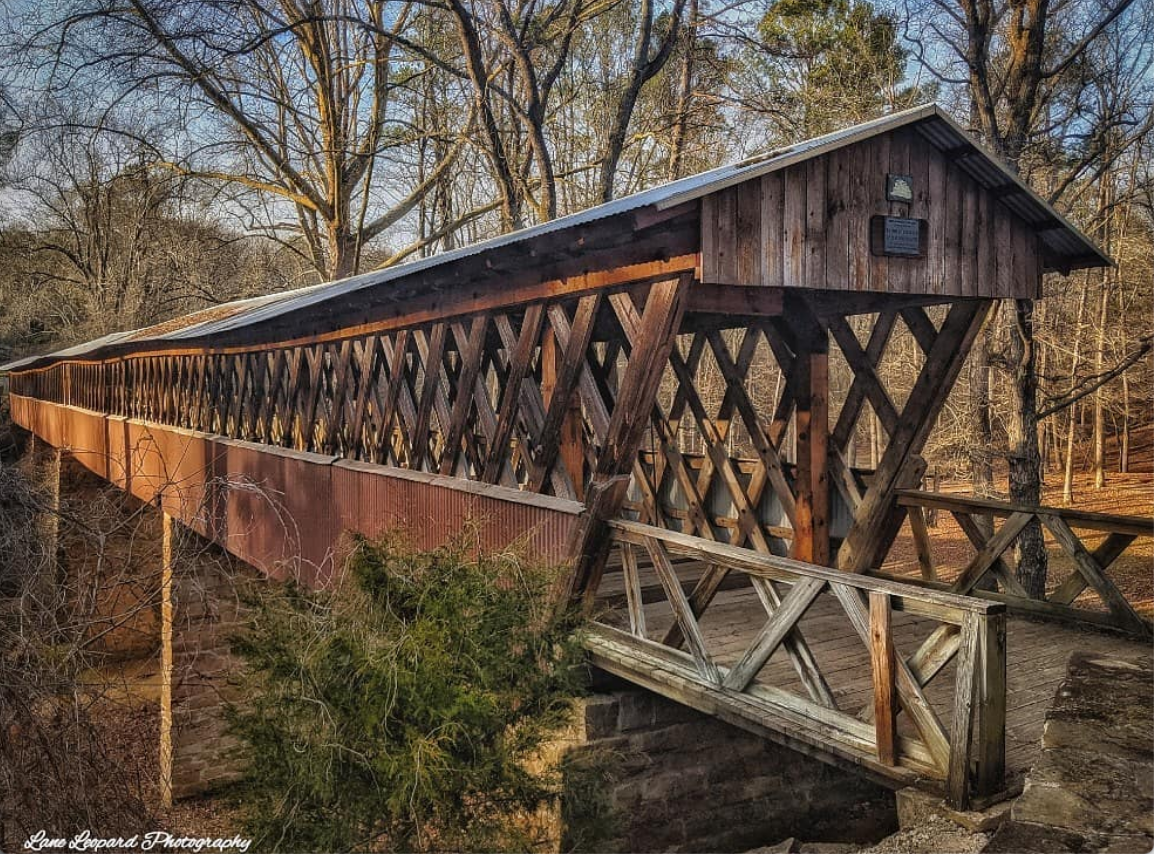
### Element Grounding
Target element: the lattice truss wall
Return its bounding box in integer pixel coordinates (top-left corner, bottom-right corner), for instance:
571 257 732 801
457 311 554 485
11 278 990 578
632 301 954 549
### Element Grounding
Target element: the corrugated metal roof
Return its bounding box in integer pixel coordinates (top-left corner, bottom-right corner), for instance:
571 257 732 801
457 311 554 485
2 103 1109 373
2 329 141 372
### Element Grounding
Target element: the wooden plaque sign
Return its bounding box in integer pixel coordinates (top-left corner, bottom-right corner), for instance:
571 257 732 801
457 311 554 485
871 216 927 257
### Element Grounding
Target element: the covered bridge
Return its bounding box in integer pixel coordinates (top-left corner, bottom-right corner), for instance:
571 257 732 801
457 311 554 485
5 104 1149 814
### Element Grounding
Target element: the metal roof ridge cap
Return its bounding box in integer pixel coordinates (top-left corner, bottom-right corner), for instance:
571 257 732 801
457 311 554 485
927 108 1113 268
653 102 941 211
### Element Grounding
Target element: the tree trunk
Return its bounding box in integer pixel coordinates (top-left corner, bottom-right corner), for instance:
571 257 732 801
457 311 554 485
1009 299 1047 598
448 0 523 231
667 0 698 180
869 408 879 469
1034 299 1049 473
1120 371 1130 473
599 0 656 203
598 0 684 202
1092 283 1108 488
968 305 996 579
1061 404 1078 505
1062 281 1088 503
968 315 995 504
328 223 357 281
966 98 995 509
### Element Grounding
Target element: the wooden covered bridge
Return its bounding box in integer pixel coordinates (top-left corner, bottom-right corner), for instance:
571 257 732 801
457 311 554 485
6 104 1150 813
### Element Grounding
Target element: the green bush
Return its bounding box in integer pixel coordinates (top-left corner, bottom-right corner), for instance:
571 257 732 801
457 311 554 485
226 533 596 853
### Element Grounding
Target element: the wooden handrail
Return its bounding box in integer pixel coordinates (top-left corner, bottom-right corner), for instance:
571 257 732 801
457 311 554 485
897 489 1153 537
888 489 1151 638
609 519 1003 620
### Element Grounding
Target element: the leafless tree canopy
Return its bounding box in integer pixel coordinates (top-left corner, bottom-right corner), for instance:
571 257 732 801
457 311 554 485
0 455 159 848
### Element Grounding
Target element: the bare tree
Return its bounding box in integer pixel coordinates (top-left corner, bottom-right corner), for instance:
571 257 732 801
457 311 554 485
902 0 1148 593
596 0 686 201
0 84 17 178
32 0 475 279
0 105 303 348
0 454 160 848
444 0 593 227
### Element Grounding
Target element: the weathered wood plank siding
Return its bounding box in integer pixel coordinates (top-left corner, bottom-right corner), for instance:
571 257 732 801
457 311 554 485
701 128 1042 298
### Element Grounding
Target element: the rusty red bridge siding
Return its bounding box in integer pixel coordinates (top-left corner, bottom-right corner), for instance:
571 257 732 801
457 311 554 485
10 396 579 583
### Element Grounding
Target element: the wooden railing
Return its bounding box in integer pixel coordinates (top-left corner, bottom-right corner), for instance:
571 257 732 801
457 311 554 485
890 491 1152 638
586 519 1007 809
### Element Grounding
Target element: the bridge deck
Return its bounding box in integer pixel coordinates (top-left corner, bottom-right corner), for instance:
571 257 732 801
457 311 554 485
593 558 1150 789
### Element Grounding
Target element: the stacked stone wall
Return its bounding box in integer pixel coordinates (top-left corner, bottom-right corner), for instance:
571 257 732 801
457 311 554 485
559 681 897 852
160 520 252 804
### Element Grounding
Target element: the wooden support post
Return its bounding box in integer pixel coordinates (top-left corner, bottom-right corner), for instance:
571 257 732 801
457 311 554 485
811 348 830 566
159 512 175 809
789 295 830 565
541 327 586 500
869 591 897 766
947 613 981 809
793 348 814 563
975 611 1007 798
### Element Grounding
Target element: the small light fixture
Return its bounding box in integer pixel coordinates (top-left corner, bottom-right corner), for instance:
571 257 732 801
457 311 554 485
886 173 914 203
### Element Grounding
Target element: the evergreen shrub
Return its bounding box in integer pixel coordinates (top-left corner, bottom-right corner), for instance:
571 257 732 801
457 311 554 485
226 532 603 852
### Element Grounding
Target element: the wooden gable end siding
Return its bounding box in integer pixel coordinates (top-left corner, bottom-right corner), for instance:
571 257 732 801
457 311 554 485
700 127 1042 299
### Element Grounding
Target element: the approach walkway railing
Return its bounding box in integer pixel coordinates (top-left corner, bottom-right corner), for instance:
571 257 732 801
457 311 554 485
887 490 1152 638
586 519 1007 810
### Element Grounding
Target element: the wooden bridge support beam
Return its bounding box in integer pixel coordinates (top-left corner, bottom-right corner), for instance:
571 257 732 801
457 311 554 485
541 327 586 501
788 295 831 566
564 275 692 606
838 300 994 574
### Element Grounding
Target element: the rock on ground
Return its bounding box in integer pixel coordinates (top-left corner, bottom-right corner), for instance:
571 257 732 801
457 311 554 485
984 651 1153 854
854 815 989 854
